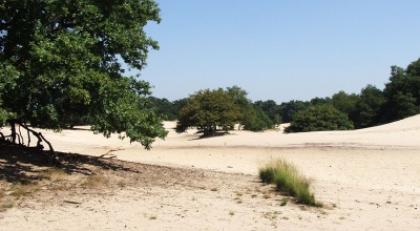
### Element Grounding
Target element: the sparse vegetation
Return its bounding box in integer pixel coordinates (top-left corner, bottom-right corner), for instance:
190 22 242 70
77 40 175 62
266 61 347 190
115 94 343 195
259 160 320 206
81 173 110 189
0 199 14 211
9 184 36 198
280 198 288 206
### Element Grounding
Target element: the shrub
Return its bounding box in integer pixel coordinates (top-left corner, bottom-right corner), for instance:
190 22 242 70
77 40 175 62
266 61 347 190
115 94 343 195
259 160 319 206
286 104 354 133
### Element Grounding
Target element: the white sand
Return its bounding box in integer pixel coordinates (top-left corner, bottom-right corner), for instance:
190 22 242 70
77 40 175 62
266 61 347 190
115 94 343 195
1 115 420 230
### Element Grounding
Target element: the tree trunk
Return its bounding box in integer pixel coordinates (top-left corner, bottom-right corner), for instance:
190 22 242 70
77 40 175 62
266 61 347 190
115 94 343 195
10 120 16 143
5 119 54 152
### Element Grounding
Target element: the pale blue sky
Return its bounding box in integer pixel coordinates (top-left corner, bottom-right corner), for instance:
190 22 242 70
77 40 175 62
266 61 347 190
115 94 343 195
137 0 420 102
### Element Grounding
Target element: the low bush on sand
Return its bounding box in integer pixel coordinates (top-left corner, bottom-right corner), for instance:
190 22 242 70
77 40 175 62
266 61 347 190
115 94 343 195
259 160 320 206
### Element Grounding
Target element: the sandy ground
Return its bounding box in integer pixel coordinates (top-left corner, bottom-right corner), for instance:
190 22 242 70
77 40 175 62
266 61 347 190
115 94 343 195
1 115 420 230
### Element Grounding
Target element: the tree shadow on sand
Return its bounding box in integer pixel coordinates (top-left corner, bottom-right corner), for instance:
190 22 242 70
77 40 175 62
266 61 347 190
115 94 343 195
0 141 138 185
187 130 231 141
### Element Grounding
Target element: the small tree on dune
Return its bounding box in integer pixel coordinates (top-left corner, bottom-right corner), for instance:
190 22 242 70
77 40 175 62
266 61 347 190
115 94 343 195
176 89 240 137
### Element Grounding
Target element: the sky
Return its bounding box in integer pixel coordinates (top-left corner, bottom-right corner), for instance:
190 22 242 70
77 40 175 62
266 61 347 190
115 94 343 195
135 0 420 103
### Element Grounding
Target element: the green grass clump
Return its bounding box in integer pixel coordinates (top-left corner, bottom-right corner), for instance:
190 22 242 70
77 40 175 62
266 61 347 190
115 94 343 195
259 160 320 206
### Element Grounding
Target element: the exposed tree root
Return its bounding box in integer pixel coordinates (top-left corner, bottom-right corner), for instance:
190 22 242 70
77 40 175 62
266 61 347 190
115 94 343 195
4 120 54 152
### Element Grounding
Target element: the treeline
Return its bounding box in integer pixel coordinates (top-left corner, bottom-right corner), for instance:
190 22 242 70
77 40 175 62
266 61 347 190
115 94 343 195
150 58 420 134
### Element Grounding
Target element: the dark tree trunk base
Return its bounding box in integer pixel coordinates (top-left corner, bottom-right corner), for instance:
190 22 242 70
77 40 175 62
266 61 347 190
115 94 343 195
5 120 54 152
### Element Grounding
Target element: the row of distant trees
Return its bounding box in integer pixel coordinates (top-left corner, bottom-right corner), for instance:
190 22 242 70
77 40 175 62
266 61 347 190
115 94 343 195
150 58 420 135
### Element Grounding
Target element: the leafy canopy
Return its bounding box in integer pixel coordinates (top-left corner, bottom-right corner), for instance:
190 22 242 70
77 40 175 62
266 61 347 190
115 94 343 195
381 60 420 122
254 100 281 124
176 88 240 136
242 105 274 131
286 104 354 133
0 0 166 148
353 85 385 128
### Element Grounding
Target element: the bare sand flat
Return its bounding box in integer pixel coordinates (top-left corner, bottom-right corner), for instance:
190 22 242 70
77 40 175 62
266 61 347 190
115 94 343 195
1 115 420 230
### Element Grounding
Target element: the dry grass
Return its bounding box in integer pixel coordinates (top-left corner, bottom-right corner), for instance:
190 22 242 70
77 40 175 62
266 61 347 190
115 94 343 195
0 167 127 212
0 183 41 211
41 168 69 182
259 160 320 206
9 184 36 198
81 173 110 188
0 199 14 211
0 191 13 211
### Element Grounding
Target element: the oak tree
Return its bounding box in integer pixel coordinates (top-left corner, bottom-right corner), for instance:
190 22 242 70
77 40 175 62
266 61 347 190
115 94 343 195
0 0 167 149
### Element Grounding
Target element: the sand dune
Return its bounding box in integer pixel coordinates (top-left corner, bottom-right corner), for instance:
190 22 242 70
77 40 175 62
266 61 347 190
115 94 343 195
156 114 420 149
33 114 420 155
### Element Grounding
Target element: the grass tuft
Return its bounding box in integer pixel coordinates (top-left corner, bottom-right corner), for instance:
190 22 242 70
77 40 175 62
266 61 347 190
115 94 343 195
259 160 320 206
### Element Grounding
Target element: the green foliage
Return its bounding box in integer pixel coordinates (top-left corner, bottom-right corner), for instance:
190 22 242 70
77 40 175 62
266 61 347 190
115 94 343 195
0 63 17 126
176 89 240 136
176 86 275 135
331 91 360 115
226 86 251 109
242 105 274 131
278 101 310 123
254 100 282 124
310 97 331 106
381 62 420 122
353 85 385 128
227 86 274 131
286 104 354 133
259 160 319 206
226 85 253 124
226 86 275 131
148 97 187 121
149 97 178 120
0 108 10 127
0 0 166 148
